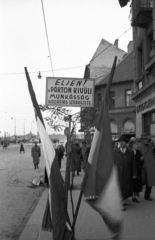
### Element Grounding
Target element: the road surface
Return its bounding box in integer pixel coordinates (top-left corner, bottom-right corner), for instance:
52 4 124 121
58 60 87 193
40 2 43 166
0 144 46 240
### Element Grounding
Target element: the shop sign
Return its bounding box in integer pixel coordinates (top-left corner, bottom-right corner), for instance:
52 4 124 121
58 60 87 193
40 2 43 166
136 96 155 113
45 77 94 107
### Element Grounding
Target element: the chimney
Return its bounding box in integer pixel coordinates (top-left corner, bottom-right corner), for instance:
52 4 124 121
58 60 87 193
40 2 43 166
127 41 133 53
114 39 118 47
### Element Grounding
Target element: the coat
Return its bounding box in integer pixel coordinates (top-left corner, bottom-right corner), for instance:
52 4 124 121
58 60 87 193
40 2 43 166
56 146 64 168
31 145 41 165
138 143 155 186
114 147 137 199
71 144 81 172
81 145 88 169
133 149 143 192
20 143 25 152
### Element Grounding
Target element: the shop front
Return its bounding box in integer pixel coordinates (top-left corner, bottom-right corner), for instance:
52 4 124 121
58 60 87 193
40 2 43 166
135 91 155 140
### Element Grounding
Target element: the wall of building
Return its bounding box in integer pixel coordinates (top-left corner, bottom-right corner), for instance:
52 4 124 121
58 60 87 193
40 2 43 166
95 82 135 109
132 2 155 139
90 39 126 80
94 80 135 138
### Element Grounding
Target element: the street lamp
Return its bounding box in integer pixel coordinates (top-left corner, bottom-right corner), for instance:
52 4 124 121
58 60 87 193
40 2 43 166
31 121 34 137
23 119 26 141
11 117 16 143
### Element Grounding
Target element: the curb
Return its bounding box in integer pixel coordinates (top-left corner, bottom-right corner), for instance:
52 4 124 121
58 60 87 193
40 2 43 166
18 188 49 240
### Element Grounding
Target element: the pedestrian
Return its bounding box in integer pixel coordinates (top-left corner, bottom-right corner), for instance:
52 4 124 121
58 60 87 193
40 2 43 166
114 135 137 211
81 140 88 171
138 133 155 201
113 140 119 150
19 142 25 153
71 140 81 176
129 139 143 203
56 145 64 169
31 141 41 169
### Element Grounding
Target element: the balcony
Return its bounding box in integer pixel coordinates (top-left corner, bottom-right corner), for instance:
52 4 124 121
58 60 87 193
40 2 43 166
131 0 153 28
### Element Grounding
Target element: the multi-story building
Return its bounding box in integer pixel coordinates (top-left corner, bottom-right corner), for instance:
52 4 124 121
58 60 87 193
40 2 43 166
131 0 155 139
81 38 136 140
95 49 135 140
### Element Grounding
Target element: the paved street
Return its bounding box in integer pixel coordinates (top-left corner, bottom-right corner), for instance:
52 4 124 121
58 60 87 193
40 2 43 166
2 144 155 240
67 173 155 240
0 144 46 240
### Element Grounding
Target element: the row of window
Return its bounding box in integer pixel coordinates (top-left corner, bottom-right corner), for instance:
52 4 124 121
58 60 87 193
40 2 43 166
97 89 132 109
136 30 153 90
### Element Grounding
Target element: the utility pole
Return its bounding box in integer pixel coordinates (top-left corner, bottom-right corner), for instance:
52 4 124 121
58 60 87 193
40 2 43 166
24 120 25 141
15 118 16 143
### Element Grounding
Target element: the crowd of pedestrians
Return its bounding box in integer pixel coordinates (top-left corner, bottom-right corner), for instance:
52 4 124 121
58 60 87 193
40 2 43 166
35 133 155 212
114 133 155 211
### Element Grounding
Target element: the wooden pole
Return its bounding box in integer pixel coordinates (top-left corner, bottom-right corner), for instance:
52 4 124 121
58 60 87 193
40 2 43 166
64 115 72 214
71 171 87 230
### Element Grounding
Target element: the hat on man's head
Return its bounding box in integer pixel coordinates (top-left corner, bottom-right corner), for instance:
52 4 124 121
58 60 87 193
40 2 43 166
140 133 150 140
118 135 128 142
130 137 136 141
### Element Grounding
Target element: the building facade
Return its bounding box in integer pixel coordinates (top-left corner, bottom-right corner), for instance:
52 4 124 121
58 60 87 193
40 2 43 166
81 38 136 140
84 38 126 82
131 0 155 140
95 51 136 140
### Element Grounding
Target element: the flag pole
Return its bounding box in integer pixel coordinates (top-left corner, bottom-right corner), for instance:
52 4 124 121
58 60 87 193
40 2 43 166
71 56 117 231
64 115 72 214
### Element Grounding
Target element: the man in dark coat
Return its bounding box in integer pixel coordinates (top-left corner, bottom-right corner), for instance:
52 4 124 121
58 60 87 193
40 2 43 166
114 135 137 211
19 142 25 153
56 145 64 169
31 141 41 169
138 133 155 201
71 140 81 175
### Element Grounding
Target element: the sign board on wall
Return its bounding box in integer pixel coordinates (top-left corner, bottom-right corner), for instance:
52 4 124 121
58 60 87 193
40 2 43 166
45 77 94 107
136 92 155 114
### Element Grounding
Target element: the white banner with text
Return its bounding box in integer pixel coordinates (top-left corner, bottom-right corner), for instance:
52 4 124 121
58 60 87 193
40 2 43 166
45 77 94 107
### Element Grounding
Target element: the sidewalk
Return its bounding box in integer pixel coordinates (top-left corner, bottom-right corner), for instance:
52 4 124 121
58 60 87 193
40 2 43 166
18 168 155 240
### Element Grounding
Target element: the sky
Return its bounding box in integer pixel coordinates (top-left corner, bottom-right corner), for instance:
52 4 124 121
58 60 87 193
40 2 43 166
0 0 132 137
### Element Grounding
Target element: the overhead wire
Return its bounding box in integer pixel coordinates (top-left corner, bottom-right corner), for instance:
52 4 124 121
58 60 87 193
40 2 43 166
90 27 131 62
41 0 54 76
0 26 132 77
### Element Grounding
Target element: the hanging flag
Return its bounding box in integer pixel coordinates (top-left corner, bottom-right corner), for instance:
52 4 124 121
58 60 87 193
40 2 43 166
118 0 130 7
25 67 72 240
83 57 123 239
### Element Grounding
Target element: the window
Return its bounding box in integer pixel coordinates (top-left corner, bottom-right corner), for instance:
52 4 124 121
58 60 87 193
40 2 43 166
138 81 142 89
123 120 135 133
143 113 151 135
110 121 118 140
97 93 102 110
109 91 115 108
147 32 153 61
137 44 144 77
151 112 155 123
125 90 132 107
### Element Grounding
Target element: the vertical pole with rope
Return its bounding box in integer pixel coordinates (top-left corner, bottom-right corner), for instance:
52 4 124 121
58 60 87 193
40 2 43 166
64 115 72 214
